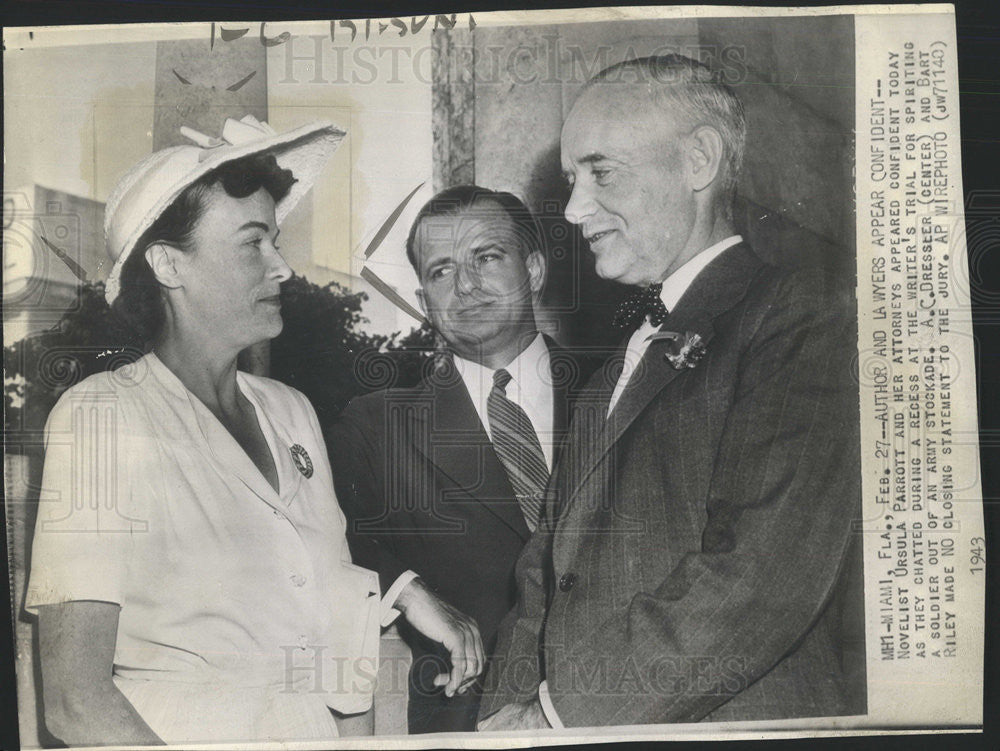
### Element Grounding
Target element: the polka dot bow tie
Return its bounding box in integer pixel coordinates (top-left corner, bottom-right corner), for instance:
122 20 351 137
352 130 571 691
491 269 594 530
613 282 669 330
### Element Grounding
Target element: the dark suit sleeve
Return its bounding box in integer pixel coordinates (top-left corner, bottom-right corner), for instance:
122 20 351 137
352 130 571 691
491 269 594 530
545 270 861 726
478 521 550 720
479 351 602 722
328 398 411 596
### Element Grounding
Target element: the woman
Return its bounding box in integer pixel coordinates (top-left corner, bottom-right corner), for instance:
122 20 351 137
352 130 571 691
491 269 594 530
25 116 384 745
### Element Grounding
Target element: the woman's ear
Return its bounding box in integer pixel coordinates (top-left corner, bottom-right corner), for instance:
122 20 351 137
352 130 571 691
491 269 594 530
144 243 184 290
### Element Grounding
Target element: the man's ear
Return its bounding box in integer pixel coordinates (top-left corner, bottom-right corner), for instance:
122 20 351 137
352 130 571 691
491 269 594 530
686 125 725 192
525 250 547 300
144 242 185 291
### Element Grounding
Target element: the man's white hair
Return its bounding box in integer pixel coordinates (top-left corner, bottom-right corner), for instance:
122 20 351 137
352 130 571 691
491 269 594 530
585 55 747 197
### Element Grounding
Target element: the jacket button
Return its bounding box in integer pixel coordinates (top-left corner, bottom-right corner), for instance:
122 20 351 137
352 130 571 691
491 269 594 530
558 573 577 592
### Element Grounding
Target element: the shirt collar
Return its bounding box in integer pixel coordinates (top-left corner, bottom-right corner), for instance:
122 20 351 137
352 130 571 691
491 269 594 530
659 235 743 312
453 332 549 398
144 351 293 506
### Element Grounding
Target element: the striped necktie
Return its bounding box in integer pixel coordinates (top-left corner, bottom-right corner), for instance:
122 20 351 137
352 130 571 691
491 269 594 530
487 368 547 531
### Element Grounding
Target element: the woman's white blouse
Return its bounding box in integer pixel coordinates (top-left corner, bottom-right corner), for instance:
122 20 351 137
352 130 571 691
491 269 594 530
26 352 381 742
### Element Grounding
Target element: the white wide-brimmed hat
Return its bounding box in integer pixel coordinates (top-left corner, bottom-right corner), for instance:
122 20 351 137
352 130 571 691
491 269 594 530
103 114 345 304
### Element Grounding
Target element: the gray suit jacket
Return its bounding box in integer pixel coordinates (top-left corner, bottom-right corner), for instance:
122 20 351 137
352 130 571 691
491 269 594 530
479 243 865 726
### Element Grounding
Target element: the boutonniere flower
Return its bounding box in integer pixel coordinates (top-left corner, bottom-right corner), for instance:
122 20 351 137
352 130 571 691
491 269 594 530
647 331 707 370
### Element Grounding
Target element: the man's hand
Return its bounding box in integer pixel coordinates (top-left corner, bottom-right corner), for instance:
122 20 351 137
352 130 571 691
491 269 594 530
477 699 551 731
393 577 484 697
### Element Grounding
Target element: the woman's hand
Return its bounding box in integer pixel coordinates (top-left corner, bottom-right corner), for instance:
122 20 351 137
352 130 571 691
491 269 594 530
37 601 164 746
393 577 485 697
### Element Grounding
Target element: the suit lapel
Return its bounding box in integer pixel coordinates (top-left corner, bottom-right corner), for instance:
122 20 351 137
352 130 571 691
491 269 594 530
548 340 619 524
407 372 530 542
565 242 764 507
542 339 579 529
545 336 571 439
603 312 717 453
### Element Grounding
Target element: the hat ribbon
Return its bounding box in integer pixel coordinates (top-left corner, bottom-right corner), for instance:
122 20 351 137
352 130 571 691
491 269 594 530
179 115 279 160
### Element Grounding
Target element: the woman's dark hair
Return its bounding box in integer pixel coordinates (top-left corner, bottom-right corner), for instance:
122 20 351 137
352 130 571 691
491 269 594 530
404 185 545 277
113 152 296 341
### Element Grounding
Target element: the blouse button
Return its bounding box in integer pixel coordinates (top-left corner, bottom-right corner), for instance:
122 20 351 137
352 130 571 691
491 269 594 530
290 574 307 587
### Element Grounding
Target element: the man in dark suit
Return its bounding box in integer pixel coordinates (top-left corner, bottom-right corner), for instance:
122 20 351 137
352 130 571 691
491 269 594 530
330 186 595 733
478 55 865 730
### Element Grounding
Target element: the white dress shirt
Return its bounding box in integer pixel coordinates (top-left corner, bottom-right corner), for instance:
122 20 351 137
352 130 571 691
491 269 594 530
538 235 743 730
607 235 744 415
453 332 556 471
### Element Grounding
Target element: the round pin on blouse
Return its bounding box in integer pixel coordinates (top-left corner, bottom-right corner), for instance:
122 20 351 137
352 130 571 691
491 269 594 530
289 444 314 478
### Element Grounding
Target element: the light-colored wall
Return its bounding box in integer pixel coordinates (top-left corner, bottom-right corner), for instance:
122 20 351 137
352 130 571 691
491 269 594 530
4 41 157 294
4 27 435 340
4 42 157 206
267 29 433 337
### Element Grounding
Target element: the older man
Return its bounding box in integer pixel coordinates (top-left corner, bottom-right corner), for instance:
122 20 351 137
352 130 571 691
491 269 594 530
330 186 595 733
479 55 864 730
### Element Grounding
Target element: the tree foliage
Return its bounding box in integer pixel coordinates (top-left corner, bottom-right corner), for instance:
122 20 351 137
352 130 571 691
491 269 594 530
4 277 432 450
269 275 433 442
4 282 145 444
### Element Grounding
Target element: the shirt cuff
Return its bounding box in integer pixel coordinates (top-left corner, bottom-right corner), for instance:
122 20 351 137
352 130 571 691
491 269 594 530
380 569 419 627
537 680 565 729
